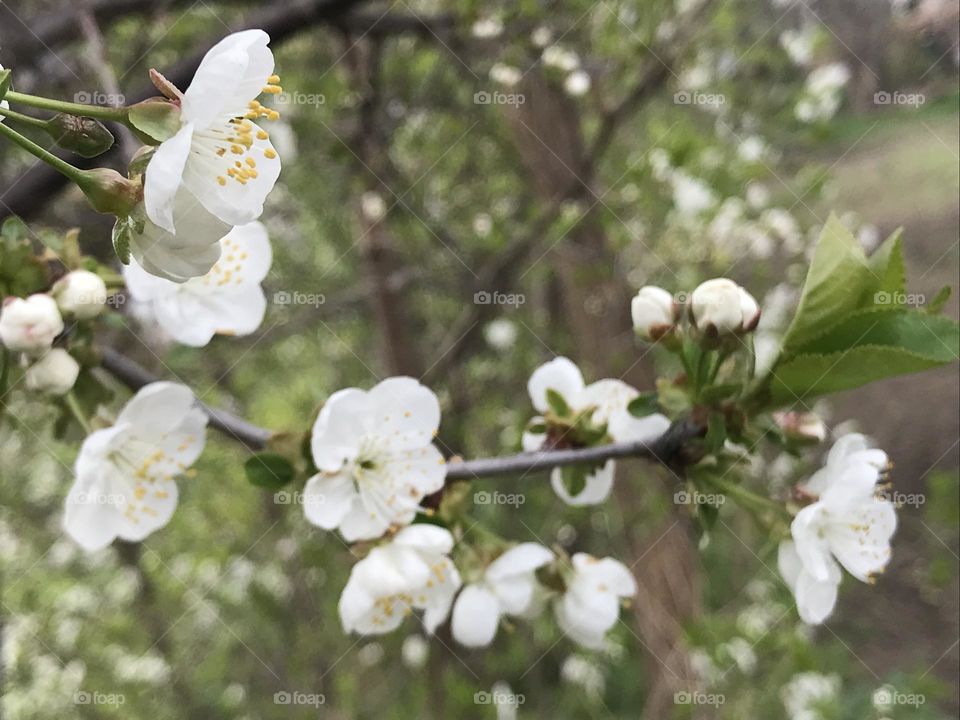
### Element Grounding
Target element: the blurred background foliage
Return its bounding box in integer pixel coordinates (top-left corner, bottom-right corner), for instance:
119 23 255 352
0 0 957 718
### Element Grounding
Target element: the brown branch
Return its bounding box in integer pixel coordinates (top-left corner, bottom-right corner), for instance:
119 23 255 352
99 348 704 475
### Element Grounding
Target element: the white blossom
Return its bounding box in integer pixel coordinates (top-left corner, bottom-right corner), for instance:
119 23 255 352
489 63 522 87
451 543 553 647
302 377 446 541
778 434 896 624
471 17 503 39
542 45 580 72
555 553 637 648
123 222 272 347
0 294 64 354
484 318 518 350
691 278 760 333
523 357 670 505
631 286 677 340
52 270 108 319
564 70 591 97
63 382 207 551
670 172 716 216
339 525 461 635
24 348 79 396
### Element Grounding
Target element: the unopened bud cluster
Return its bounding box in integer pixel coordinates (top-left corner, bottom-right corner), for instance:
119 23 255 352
0 270 108 395
632 277 760 342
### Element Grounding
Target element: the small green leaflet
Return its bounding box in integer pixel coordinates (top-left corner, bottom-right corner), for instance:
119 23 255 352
244 453 295 490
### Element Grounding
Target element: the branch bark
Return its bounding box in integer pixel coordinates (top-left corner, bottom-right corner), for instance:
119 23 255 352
99 348 704 474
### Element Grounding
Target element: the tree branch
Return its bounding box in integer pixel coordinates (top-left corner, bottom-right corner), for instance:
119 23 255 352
99 348 704 475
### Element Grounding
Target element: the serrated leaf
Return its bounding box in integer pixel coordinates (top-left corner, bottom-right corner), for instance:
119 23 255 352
769 344 956 405
545 388 571 417
860 229 906 307
781 214 873 353
790 308 959 360
925 286 951 315
244 453 295 490
627 392 660 417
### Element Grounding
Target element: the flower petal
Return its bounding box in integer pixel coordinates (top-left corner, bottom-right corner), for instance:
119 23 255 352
527 357 584 414
451 585 501 647
826 499 896 582
302 472 356 530
116 382 197 436
550 460 615 506
487 543 554 581
392 524 455 555
367 376 441 451
144 124 194 233
310 388 372 471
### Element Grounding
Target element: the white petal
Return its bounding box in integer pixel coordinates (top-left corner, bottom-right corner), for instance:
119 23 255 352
310 388 371 471
338 501 392 542
826 433 870 466
819 462 882 511
144 124 194 233
521 419 547 452
367 376 441 452
527 357 584 414
590 557 638 597
790 503 835 583
826 500 896 581
607 411 670 445
392 524 455 555
386 443 447 496
302 472 355 530
451 585 501 647
777 540 803 593
490 575 538 616
486 543 553 581
115 479 179 542
575 379 637 424
117 382 197 436
795 565 840 625
63 475 121 551
182 29 274 129
182 126 281 226
550 460 615 506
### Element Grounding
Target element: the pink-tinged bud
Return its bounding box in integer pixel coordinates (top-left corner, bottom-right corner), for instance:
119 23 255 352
631 286 677 341
690 278 761 334
774 411 827 445
0 294 64 354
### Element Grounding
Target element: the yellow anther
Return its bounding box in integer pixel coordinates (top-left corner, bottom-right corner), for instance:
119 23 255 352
268 74 280 84
264 148 277 159
256 130 269 140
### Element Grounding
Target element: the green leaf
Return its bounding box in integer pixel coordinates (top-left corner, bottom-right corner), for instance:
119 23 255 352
627 392 660 417
1 216 27 244
127 98 182 144
860 228 906 307
925 286 952 315
559 465 589 497
790 308 959 360
705 413 727 453
769 343 956 405
244 453 295 490
545 388 571 417
699 383 742 404
111 218 132 264
781 214 874 353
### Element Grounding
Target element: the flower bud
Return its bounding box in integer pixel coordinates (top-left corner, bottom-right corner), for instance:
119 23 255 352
690 278 761 334
774 411 827 445
0 294 64 354
46 113 115 158
52 270 108 319
76 168 142 217
24 348 80 396
631 286 677 340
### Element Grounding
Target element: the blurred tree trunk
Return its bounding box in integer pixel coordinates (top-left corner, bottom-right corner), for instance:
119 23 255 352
504 71 700 719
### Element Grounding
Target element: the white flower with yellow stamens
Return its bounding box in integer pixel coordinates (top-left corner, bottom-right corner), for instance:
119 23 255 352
123 221 271 346
144 29 282 236
555 553 637 649
778 433 897 624
63 382 207 551
339 525 461 635
302 377 447 542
